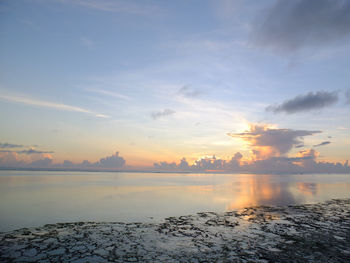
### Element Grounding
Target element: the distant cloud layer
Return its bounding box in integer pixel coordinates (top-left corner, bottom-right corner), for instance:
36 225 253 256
253 0 350 51
0 151 126 169
0 142 53 155
228 124 320 158
153 150 350 174
266 91 338 114
0 143 23 148
151 109 175 120
0 149 54 154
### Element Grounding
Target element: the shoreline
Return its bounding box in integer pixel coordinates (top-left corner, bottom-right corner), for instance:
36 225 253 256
1 199 349 262
2 168 350 175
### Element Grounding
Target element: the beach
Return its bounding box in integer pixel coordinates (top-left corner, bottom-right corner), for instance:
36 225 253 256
1 199 349 262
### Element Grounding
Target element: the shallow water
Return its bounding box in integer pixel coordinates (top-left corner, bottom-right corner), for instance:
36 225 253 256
0 170 350 231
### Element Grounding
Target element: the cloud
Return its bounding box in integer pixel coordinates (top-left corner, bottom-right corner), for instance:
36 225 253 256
313 141 331 147
0 93 109 118
58 0 160 15
0 148 54 155
97 152 126 168
0 152 24 167
151 109 175 120
0 150 126 169
153 150 350 174
178 86 201 98
296 148 319 159
30 158 53 167
86 88 131 101
252 0 350 51
0 142 23 148
18 148 54 154
154 154 243 172
266 91 338 114
346 90 350 104
228 124 321 158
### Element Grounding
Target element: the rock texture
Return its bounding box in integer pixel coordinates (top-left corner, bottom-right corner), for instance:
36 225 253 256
1 199 350 262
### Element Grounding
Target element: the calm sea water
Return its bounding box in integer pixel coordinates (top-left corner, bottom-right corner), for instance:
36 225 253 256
1 170 350 231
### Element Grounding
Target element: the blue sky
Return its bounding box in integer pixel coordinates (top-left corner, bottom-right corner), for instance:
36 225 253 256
1 0 350 169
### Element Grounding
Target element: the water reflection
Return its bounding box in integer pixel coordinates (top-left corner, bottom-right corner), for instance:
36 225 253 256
297 182 318 196
0 171 350 231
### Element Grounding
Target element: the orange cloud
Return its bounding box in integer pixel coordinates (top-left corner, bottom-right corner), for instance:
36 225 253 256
228 124 321 160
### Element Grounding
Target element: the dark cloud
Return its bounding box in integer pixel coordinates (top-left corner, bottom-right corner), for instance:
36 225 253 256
0 149 53 154
0 142 23 148
30 158 53 167
346 90 350 104
62 160 74 167
151 109 175 120
266 91 338 114
178 86 201 98
228 124 321 157
18 148 54 154
313 141 331 147
252 0 350 51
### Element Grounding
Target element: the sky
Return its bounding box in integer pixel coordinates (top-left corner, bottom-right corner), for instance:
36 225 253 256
0 0 350 172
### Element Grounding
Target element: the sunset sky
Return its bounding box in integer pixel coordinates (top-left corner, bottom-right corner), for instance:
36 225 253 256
1 0 350 170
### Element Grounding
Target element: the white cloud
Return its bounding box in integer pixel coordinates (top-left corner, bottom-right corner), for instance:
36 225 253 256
0 93 109 118
86 88 131 101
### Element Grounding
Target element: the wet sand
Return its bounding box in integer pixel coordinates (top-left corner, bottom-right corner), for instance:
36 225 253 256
1 199 349 262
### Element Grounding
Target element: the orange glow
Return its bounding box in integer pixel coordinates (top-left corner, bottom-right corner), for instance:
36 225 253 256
226 176 280 210
297 182 318 196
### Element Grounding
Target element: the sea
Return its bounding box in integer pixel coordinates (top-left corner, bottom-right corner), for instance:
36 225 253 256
1 170 350 232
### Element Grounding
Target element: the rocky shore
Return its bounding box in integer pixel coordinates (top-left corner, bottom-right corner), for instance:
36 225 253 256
1 199 350 262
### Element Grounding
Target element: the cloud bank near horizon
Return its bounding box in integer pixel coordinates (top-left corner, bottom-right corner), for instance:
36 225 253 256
0 121 348 174
0 150 126 169
1 147 349 174
153 148 349 174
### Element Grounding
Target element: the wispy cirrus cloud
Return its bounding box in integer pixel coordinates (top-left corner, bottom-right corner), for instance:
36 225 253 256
0 93 109 118
266 91 338 114
86 88 131 101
